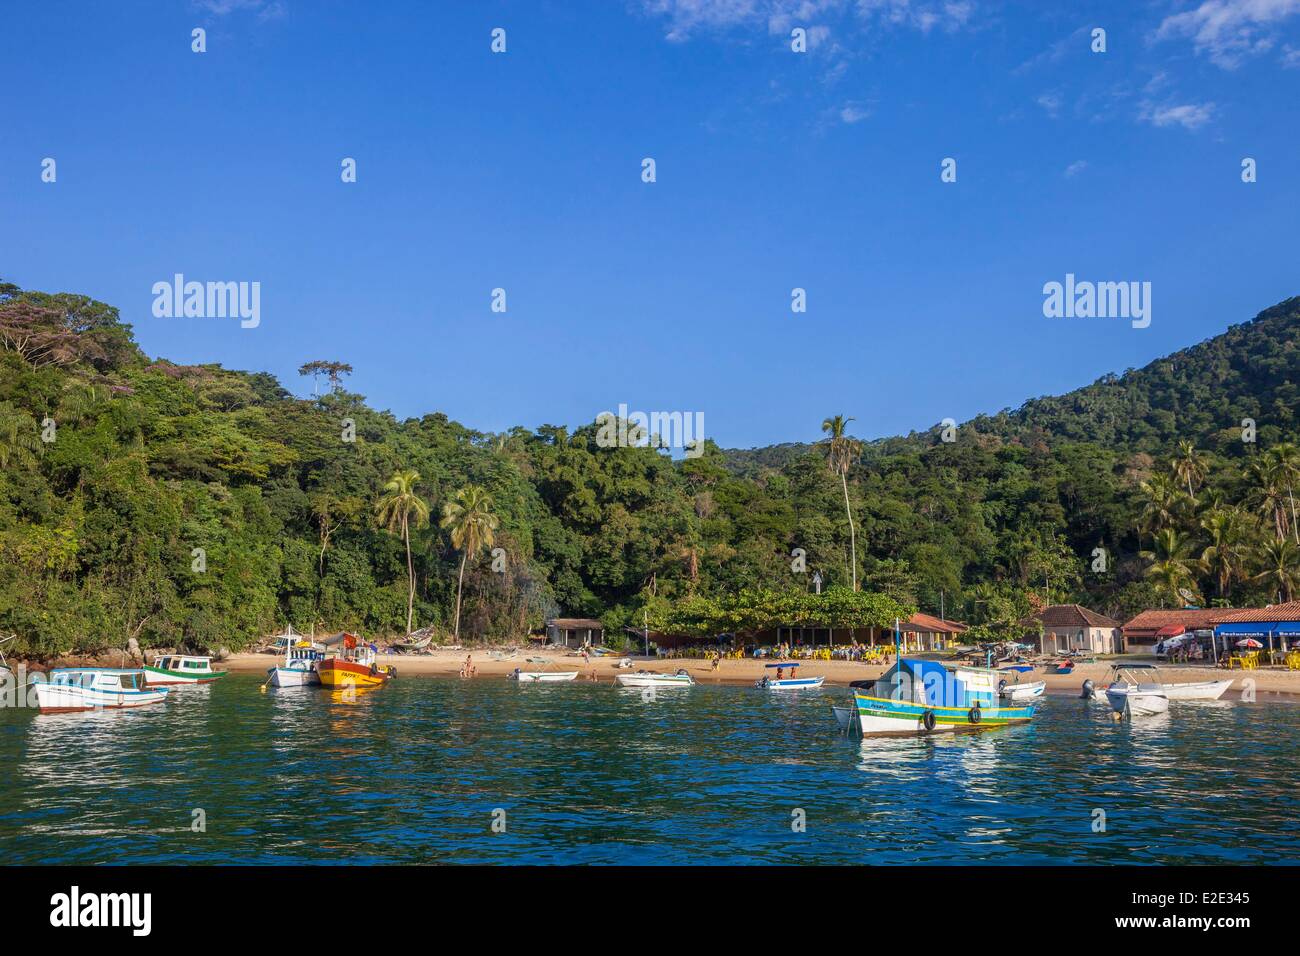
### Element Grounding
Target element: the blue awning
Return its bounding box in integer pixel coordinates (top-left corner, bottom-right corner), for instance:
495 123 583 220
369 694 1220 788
1214 620 1300 638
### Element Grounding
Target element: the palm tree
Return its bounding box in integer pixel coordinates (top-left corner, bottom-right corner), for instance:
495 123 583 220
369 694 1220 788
1248 454 1289 541
1171 441 1207 503
1272 443 1300 544
440 484 499 641
1141 527 1200 606
0 403 40 469
1252 538 1300 603
1199 508 1245 599
1137 473 1184 540
822 415 863 591
374 470 430 634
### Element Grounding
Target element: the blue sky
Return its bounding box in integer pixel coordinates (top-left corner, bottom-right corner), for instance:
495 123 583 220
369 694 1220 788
2 0 1298 449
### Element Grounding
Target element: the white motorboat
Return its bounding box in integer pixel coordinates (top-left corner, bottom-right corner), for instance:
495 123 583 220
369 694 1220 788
1084 663 1231 705
997 678 1046 702
1102 668 1170 717
1107 684 1170 717
33 668 169 714
616 668 694 688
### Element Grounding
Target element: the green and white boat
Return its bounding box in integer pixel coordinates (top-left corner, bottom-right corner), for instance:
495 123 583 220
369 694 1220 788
143 655 226 686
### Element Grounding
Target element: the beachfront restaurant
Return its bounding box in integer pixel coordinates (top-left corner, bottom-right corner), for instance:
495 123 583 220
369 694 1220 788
758 614 967 653
1211 603 1300 665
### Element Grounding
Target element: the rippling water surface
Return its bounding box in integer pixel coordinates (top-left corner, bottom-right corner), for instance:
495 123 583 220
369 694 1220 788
1 675 1297 864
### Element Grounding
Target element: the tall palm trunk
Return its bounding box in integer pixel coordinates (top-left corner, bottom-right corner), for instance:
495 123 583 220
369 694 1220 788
840 469 857 591
403 517 415 634
453 551 467 640
1289 486 1299 544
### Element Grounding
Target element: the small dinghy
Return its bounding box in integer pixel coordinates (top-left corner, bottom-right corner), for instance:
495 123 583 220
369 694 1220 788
755 662 825 690
831 703 858 732
511 658 579 682
998 678 1046 702
616 669 694 688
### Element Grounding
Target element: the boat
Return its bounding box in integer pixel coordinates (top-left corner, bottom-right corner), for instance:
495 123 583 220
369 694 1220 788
1052 659 1075 674
831 703 857 732
267 640 325 688
1104 679 1170 717
755 662 825 690
1083 663 1231 705
615 668 694 688
851 657 1036 734
0 634 14 684
33 668 169 714
316 634 396 688
143 654 226 686
510 657 579 682
998 678 1046 702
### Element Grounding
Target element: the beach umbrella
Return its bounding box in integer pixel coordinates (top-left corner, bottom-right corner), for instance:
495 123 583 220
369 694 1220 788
1235 638 1263 648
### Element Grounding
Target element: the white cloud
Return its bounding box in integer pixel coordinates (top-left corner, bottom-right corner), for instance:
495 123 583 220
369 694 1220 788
195 0 286 19
640 0 976 40
1155 0 1300 69
839 100 872 122
1036 91 1062 117
1064 160 1088 178
1139 101 1216 129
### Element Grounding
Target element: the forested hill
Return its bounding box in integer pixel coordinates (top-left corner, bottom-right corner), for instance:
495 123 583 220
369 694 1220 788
721 297 1300 475
3 280 1299 658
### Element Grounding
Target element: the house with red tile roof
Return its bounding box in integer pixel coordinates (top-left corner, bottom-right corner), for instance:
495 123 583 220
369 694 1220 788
1022 604 1123 655
1121 608 1235 648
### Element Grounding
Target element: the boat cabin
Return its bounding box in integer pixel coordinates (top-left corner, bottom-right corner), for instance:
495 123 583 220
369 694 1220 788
49 668 147 691
150 655 214 675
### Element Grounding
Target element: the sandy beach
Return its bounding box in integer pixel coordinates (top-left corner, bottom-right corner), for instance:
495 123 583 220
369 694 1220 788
222 649 1300 698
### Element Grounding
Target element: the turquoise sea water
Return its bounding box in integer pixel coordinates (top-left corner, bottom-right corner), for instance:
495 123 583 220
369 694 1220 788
0 674 1297 865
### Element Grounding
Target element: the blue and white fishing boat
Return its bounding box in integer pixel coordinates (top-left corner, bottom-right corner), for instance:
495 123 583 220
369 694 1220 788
852 658 1036 734
845 619 1035 734
33 668 170 714
756 662 825 690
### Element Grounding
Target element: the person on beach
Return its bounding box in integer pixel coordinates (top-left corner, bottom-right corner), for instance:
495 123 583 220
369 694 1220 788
711 653 720 672
460 654 476 678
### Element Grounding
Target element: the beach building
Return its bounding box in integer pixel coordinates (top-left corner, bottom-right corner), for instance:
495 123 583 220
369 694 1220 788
1024 604 1123 655
1121 608 1230 650
896 613 968 653
765 614 966 652
544 617 604 648
1209 603 1300 660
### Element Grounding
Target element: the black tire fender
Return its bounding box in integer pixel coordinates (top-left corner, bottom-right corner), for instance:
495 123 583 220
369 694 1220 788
922 709 936 732
968 706 982 724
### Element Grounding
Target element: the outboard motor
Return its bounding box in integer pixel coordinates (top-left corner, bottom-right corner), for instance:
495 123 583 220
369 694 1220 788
1080 678 1095 699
